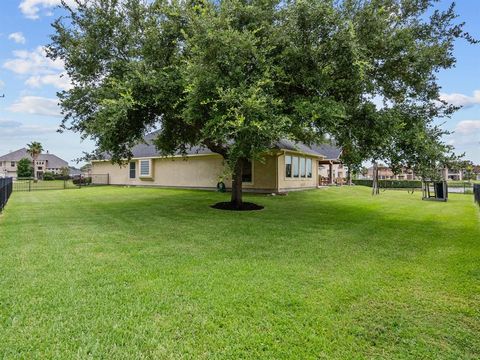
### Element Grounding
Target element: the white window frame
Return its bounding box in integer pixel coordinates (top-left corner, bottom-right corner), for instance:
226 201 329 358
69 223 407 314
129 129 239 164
300 157 306 178
285 155 292 178
139 159 152 178
284 154 316 180
292 156 299 178
306 158 312 178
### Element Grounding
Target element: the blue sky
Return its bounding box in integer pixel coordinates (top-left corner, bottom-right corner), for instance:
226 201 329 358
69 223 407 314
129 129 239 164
0 0 479 166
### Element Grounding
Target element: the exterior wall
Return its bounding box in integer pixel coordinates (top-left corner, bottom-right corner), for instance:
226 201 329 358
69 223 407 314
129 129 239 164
1 161 17 178
92 152 319 192
92 154 279 192
277 152 318 191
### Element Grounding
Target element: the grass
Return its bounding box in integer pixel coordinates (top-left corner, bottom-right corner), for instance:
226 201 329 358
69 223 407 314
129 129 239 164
0 186 479 359
13 179 78 191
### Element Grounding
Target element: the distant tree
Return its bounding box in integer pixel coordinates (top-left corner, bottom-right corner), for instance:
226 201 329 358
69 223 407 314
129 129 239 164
80 164 91 172
60 166 70 178
49 0 475 206
17 158 33 178
26 142 43 179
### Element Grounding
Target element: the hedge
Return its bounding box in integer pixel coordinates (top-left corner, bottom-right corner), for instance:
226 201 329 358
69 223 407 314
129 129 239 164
352 179 422 189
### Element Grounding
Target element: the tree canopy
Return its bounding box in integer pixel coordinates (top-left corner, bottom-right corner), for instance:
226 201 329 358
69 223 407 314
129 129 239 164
17 158 33 178
26 142 43 179
48 0 475 206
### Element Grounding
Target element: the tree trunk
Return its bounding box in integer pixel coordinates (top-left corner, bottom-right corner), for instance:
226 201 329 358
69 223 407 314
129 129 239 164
32 159 36 179
231 158 244 209
372 162 380 195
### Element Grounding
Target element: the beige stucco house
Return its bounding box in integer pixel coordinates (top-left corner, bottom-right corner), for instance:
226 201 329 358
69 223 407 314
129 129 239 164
92 132 342 193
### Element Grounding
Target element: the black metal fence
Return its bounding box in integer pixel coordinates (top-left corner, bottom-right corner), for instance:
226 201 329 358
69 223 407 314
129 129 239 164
12 174 110 192
474 184 480 206
0 177 13 212
13 178 80 192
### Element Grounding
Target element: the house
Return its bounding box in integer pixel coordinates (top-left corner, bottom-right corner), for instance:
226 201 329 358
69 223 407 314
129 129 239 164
445 168 463 181
91 132 342 192
366 165 417 180
0 148 69 179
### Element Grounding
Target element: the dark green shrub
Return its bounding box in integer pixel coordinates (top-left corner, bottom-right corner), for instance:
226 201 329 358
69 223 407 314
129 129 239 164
72 177 92 185
43 172 55 180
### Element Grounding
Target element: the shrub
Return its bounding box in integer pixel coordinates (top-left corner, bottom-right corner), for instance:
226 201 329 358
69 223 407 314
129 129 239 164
42 172 55 181
73 177 92 186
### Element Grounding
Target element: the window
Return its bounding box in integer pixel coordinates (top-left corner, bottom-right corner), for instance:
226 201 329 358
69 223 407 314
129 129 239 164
129 162 136 179
140 160 151 177
300 157 306 177
10 161 15 167
306 158 312 178
292 156 299 178
285 155 292 178
242 160 253 183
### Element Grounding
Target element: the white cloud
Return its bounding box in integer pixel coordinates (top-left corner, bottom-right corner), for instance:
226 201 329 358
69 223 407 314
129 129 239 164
455 120 480 135
8 32 26 44
0 79 4 88
439 91 480 108
19 0 76 20
3 46 64 75
8 96 61 117
26 72 72 90
447 120 480 150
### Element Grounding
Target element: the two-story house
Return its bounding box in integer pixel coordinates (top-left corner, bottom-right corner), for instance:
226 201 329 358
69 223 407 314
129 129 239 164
0 148 69 179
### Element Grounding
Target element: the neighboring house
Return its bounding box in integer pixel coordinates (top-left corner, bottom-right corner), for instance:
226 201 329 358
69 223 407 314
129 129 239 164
445 168 463 181
92 132 342 192
366 165 417 180
317 144 344 185
69 167 82 177
0 148 68 179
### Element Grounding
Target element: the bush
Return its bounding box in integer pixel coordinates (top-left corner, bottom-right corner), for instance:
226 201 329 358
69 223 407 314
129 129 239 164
73 177 92 186
42 172 55 181
17 158 33 178
353 179 422 189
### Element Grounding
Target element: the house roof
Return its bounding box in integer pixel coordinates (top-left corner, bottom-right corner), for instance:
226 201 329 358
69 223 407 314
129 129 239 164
97 131 342 161
0 148 68 168
308 143 342 160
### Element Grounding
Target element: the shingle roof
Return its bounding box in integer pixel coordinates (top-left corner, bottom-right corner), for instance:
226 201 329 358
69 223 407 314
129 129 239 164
0 148 69 168
309 143 342 160
101 132 342 160
0 148 30 162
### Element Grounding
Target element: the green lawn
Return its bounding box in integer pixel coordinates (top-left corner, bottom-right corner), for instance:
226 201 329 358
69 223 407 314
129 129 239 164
13 179 78 191
0 187 479 359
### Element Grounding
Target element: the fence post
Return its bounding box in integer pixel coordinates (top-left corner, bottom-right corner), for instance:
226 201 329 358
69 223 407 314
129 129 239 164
28 179 31 192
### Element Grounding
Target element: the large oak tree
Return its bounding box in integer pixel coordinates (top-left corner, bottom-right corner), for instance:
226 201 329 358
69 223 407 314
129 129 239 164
49 0 474 207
